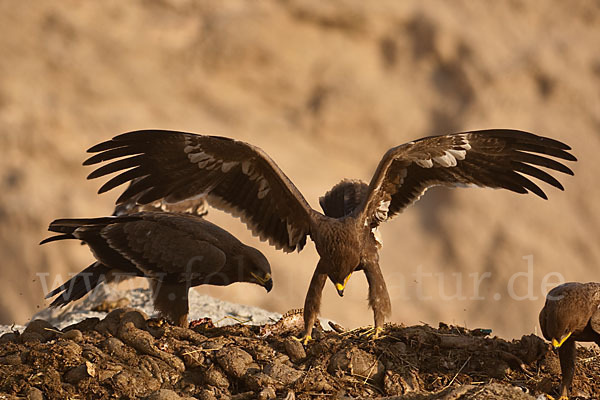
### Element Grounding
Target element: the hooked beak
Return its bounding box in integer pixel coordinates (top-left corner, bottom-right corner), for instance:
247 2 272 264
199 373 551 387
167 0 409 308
552 332 572 348
251 272 273 293
335 274 352 297
264 278 273 292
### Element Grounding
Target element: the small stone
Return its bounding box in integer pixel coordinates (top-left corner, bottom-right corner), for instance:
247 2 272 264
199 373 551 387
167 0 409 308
203 367 230 388
284 338 306 362
216 347 254 378
61 329 83 342
26 387 44 400
23 319 58 341
263 362 303 386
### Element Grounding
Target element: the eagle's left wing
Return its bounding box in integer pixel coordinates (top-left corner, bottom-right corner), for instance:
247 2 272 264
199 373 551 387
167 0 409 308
358 129 576 227
84 130 315 252
112 178 208 217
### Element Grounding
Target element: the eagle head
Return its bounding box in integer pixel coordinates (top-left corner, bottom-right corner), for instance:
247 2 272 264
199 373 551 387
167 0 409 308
241 246 273 292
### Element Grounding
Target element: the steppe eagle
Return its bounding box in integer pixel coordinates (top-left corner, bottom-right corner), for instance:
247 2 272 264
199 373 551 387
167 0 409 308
41 212 272 327
539 282 600 399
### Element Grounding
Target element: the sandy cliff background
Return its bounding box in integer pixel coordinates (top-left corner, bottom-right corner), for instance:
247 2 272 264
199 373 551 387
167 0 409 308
0 0 598 339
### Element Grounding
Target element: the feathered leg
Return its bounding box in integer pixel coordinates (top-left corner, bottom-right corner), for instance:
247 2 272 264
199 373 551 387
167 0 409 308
557 339 576 400
150 280 190 327
363 261 391 338
298 262 327 344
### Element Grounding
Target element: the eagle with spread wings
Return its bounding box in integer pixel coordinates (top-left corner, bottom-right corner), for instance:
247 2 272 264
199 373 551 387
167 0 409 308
85 129 576 342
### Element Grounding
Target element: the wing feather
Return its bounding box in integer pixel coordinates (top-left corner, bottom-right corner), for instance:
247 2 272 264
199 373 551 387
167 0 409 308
86 130 314 252
359 129 576 226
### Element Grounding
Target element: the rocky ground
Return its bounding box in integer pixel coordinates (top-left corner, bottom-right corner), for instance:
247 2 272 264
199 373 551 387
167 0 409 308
0 293 599 399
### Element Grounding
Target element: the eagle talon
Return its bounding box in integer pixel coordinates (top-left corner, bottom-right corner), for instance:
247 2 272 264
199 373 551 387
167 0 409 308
546 396 568 400
360 326 384 340
293 334 312 345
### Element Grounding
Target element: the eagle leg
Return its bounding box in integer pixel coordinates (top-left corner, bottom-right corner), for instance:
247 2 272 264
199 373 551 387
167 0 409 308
150 280 190 328
557 338 576 399
298 264 327 344
363 261 391 333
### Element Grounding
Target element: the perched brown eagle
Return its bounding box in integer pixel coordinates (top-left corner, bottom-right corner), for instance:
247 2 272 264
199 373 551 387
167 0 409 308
539 282 600 400
41 212 272 327
84 129 576 342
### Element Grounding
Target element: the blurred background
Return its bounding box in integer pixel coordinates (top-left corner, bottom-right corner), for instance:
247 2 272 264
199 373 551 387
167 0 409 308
1 0 598 339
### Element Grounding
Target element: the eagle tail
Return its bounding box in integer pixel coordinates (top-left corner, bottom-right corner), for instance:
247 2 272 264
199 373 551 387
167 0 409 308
48 217 120 232
40 216 139 244
46 262 111 307
319 179 370 218
39 234 76 245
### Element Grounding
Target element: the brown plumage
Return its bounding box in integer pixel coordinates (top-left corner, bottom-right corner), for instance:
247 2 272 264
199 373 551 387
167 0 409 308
84 129 576 341
41 212 272 327
539 282 600 399
112 178 209 216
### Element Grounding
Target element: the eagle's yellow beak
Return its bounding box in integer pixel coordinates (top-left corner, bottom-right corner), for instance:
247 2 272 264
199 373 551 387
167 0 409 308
251 272 272 292
335 274 352 297
552 332 572 348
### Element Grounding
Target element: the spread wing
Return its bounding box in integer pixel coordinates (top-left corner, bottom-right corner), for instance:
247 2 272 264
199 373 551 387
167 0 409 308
358 129 576 227
85 130 315 252
112 178 209 217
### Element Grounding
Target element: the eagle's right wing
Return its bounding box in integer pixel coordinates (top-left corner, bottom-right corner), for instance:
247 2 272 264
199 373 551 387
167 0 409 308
86 130 315 252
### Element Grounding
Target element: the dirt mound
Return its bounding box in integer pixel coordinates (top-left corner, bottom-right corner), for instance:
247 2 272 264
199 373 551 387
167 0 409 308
1 308 598 399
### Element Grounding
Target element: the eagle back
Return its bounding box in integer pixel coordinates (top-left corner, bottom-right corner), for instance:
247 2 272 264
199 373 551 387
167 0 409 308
319 179 369 219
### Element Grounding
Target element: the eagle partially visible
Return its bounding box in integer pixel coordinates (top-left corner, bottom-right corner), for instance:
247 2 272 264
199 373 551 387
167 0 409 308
539 282 600 399
84 129 576 341
41 212 272 327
